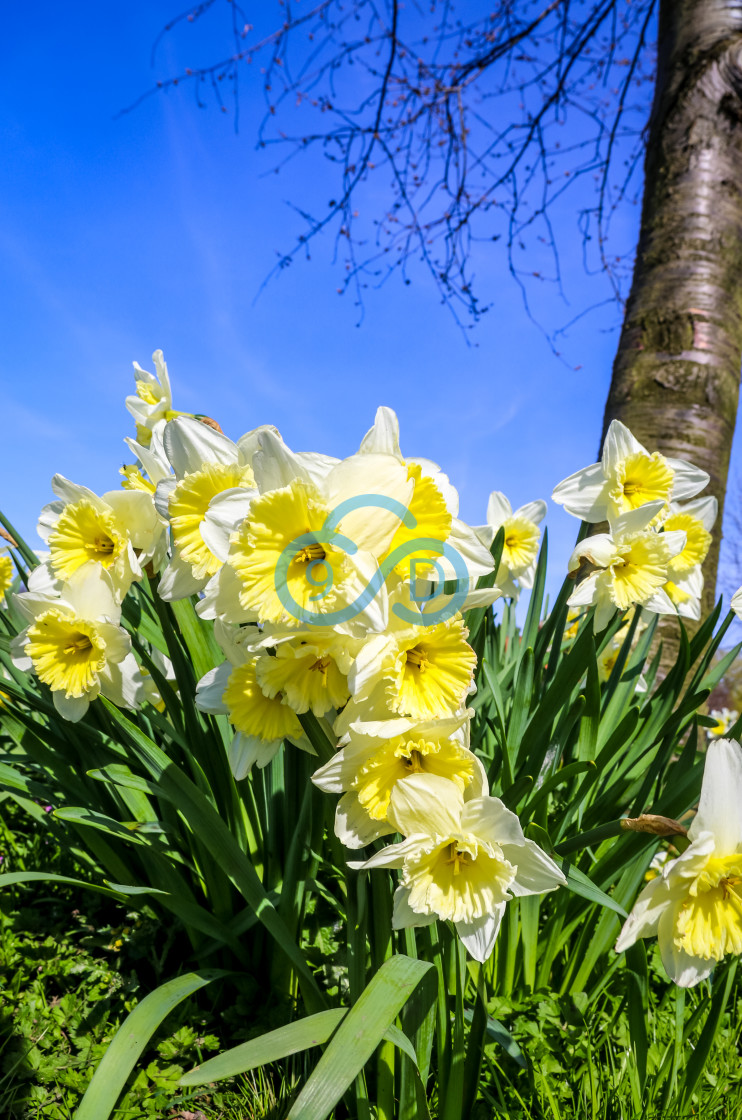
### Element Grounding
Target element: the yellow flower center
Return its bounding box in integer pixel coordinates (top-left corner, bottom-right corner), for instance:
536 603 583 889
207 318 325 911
136 381 162 406
352 735 477 821
255 640 349 717
49 500 127 581
403 834 515 923
383 463 452 577
664 511 711 575
388 618 476 719
609 452 674 515
169 461 255 580
229 480 349 625
605 532 669 610
675 855 742 961
26 609 106 698
501 515 540 575
223 659 302 742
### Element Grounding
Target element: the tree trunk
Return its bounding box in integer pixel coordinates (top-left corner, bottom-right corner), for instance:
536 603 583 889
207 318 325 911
601 0 742 616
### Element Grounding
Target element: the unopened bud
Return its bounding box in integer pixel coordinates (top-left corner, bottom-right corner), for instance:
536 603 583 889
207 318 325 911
0 526 18 547
195 415 224 434
620 814 687 837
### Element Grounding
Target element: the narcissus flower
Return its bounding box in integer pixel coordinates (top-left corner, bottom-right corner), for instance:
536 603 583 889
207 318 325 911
38 476 165 600
566 502 687 630
659 496 717 621
336 612 477 733
222 429 414 631
11 568 145 722
126 349 183 446
155 416 275 599
707 709 738 740
552 420 709 524
312 712 486 847
474 491 546 598
194 624 309 778
616 738 742 987
246 625 357 718
354 774 566 961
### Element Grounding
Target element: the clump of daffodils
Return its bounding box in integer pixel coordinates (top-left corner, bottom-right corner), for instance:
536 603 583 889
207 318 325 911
10 352 726 968
553 421 715 627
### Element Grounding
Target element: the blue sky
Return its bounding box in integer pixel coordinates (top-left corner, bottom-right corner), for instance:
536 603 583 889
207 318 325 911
2 1 741 622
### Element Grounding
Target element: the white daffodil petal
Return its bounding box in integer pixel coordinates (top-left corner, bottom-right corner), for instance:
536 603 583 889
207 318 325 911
53 691 90 722
609 500 667 538
666 458 710 503
456 906 506 962
392 886 437 929
37 501 64 542
236 425 281 467
461 795 525 847
568 533 617 573
154 477 176 520
615 873 671 952
517 499 547 526
51 474 99 507
657 903 715 988
567 573 599 609
228 733 281 780
311 751 346 794
195 662 232 714
551 462 608 522
461 587 504 611
602 420 645 473
252 429 313 492
201 488 257 564
674 494 718 531
350 835 427 871
688 738 742 853
505 839 567 896
359 406 403 460
63 568 121 623
164 416 238 476
326 453 413 558
335 792 393 849
157 553 207 601
387 772 463 838
99 654 145 710
486 491 512 529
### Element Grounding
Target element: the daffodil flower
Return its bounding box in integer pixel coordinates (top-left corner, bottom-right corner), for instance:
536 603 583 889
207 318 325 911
194 623 310 778
552 420 709 524
353 773 566 962
566 502 687 630
154 416 277 600
474 491 546 599
38 475 165 601
126 349 182 446
217 429 415 632
312 712 486 848
616 738 742 987
335 609 477 734
707 709 739 740
658 496 716 621
11 568 145 722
